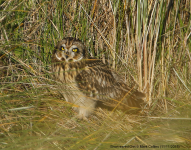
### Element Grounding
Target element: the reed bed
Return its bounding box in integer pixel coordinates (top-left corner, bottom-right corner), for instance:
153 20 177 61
0 0 191 149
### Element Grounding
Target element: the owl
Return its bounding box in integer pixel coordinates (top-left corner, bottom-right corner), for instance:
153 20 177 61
52 37 145 119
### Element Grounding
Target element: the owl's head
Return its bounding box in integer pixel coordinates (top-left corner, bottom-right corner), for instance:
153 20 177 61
53 37 88 62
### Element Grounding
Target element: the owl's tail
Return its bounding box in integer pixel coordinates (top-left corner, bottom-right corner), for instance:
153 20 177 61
122 90 146 110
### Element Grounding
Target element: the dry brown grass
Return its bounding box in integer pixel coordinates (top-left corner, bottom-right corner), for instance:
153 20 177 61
0 0 191 149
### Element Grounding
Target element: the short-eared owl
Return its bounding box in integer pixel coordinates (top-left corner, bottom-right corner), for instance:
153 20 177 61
52 37 145 119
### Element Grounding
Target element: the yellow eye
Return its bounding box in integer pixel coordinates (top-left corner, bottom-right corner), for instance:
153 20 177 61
72 48 78 52
61 47 65 51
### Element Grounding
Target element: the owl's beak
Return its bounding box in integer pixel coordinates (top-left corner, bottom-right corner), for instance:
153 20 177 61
62 51 69 59
65 52 69 59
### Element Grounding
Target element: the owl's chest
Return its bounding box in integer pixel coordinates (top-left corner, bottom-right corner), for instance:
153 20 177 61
53 63 80 83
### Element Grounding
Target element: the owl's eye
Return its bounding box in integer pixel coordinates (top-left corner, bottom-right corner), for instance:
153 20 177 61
61 47 65 51
72 48 78 52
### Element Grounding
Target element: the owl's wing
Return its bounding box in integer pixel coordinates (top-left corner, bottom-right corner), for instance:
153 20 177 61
75 59 145 109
